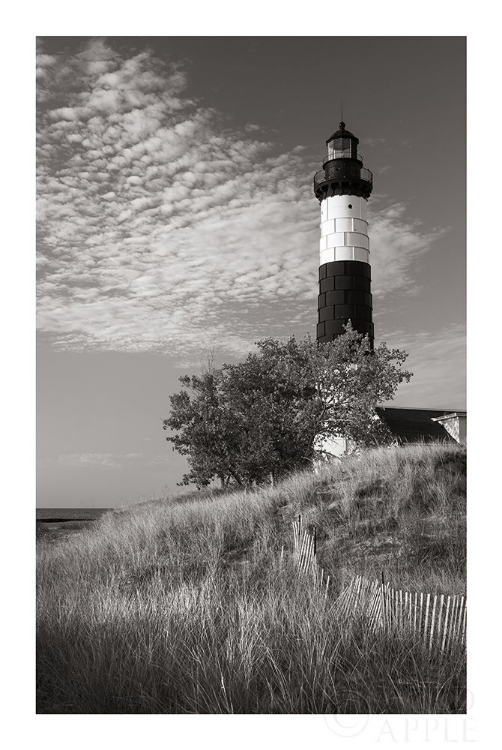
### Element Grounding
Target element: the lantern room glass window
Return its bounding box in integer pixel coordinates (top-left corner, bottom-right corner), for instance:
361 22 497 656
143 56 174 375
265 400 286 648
327 137 353 160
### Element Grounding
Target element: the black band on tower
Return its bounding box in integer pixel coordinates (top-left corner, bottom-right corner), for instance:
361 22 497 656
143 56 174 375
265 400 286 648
317 261 374 346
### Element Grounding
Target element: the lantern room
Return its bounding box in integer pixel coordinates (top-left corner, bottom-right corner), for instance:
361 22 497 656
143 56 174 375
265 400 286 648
314 122 373 202
325 122 360 163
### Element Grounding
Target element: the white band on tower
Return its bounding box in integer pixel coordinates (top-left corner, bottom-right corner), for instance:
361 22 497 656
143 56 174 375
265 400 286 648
320 195 370 266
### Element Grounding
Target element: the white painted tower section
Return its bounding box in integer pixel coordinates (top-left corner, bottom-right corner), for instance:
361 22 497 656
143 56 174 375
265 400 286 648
319 195 370 266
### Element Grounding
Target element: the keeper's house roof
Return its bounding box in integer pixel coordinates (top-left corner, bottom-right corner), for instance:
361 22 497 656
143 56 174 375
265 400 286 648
375 407 461 444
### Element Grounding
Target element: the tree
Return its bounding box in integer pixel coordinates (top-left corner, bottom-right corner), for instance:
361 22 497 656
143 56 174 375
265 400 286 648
308 324 412 450
163 365 244 488
219 336 320 484
163 326 412 488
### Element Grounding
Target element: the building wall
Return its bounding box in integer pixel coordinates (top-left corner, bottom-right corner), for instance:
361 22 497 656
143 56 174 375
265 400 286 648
314 434 357 459
439 415 467 444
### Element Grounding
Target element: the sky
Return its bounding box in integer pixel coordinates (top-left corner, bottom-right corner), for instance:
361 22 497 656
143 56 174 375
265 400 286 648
36 36 466 507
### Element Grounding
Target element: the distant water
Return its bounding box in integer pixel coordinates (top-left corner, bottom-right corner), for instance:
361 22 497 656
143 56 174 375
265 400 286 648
36 508 112 543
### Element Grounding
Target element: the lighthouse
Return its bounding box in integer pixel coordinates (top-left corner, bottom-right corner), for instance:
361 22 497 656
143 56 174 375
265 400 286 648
314 123 374 346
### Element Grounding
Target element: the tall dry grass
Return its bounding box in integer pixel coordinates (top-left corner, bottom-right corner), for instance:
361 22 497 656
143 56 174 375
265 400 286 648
37 442 466 713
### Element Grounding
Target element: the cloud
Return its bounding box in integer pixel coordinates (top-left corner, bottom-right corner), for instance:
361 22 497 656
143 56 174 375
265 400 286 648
363 137 387 147
368 202 444 299
37 452 163 469
37 39 444 359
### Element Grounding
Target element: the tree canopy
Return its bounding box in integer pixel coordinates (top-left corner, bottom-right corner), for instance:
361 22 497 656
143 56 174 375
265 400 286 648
163 326 412 488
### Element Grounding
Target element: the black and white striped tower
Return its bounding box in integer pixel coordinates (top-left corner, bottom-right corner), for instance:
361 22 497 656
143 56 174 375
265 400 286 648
314 123 374 346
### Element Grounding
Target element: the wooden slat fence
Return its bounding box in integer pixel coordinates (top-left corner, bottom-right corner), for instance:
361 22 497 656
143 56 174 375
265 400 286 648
291 515 330 598
289 514 466 653
334 574 466 653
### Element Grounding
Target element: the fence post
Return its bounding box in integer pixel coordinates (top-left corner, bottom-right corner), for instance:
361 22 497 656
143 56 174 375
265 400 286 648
338 577 353 619
355 575 363 614
292 519 298 552
428 594 438 652
441 596 451 652
368 579 380 632
453 595 461 648
436 595 444 654
461 600 467 646
300 530 306 572
447 595 458 651
308 531 314 575
456 596 465 647
423 593 431 648
380 571 386 633
304 530 311 574
418 592 423 639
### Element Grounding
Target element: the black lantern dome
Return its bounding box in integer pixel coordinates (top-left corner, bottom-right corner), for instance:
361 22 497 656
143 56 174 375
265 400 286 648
314 122 373 202
326 122 359 160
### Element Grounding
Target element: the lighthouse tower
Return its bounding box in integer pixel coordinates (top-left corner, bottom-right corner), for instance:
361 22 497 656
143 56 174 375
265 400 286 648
314 123 374 346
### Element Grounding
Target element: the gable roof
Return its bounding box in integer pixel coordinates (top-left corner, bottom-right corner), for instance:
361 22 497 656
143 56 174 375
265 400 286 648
375 407 458 444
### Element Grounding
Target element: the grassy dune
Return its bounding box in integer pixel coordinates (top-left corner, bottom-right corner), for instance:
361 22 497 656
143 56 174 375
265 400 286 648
36 442 466 714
